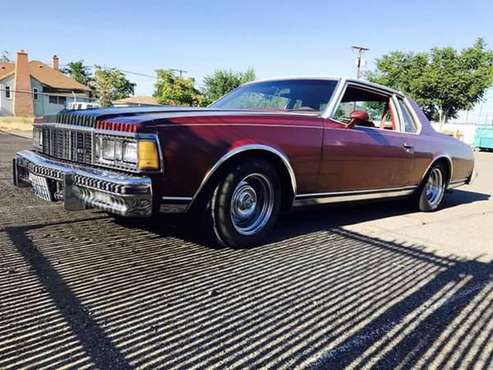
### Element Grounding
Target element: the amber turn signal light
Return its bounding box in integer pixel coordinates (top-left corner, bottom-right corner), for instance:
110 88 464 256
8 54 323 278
137 140 160 170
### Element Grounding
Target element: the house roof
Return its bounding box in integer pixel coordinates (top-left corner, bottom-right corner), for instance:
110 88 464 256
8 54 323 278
29 61 90 91
0 60 90 92
0 63 15 80
112 96 160 106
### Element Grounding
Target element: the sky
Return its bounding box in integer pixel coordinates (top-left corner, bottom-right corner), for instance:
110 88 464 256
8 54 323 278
2 0 493 122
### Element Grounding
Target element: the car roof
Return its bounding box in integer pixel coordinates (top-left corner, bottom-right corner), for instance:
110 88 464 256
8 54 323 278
242 76 405 97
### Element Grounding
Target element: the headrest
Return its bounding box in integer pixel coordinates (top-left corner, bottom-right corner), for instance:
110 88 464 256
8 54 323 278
350 110 369 121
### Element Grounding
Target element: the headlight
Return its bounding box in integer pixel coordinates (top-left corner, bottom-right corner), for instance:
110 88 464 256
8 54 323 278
102 139 116 160
123 142 137 163
94 134 160 172
115 141 123 160
33 126 43 150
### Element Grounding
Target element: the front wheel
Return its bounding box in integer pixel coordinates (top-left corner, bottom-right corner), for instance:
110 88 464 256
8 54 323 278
416 163 447 212
208 159 281 248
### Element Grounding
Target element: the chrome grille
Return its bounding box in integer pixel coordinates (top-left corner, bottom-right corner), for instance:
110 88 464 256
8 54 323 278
42 126 92 164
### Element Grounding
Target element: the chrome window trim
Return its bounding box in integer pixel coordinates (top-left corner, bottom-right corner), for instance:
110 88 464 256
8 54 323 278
189 144 297 209
390 94 403 132
393 97 423 136
321 77 345 119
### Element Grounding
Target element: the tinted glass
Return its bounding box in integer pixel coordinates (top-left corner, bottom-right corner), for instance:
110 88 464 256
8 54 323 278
398 99 418 133
211 79 338 113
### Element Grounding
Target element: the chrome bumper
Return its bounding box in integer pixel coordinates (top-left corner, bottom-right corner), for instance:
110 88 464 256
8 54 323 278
13 150 153 217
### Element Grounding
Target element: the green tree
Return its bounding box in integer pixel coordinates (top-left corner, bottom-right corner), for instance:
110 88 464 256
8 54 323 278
202 68 256 105
153 69 202 106
62 60 93 87
367 39 493 122
93 66 136 107
0 51 11 63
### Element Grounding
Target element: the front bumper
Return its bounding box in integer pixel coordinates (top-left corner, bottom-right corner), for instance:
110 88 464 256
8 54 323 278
13 150 153 217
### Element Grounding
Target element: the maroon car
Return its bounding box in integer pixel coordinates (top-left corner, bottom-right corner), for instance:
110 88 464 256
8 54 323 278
13 77 475 247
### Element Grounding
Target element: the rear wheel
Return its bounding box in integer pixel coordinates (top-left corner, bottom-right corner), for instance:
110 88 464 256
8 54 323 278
417 163 447 212
208 159 281 248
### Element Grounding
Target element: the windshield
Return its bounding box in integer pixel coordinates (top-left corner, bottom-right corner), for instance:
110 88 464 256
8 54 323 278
210 79 338 113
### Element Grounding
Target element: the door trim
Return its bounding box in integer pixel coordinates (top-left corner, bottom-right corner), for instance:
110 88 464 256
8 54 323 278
293 185 417 207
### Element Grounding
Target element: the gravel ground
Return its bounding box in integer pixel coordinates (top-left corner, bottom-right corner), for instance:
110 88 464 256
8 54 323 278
0 133 492 369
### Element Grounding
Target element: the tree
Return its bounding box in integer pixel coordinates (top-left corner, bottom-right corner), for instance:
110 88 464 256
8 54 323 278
93 66 135 107
367 39 493 122
153 69 202 106
0 51 11 63
62 60 93 87
202 68 256 105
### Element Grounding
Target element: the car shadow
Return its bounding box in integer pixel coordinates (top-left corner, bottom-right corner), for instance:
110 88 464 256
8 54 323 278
3 204 492 369
113 188 490 248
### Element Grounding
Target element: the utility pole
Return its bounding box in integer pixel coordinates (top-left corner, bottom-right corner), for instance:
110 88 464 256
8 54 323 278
352 45 369 79
170 68 188 78
478 102 484 124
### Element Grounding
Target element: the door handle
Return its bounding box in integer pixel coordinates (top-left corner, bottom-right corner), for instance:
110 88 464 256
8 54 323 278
402 143 414 150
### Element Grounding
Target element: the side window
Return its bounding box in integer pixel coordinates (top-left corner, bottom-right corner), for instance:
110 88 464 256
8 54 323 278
332 85 395 130
398 99 418 133
334 101 386 122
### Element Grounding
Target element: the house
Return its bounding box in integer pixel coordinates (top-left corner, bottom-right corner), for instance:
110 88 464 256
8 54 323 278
112 96 160 107
0 50 91 117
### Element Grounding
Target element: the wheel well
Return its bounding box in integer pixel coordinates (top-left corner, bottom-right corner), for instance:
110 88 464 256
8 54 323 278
190 149 296 212
430 157 452 186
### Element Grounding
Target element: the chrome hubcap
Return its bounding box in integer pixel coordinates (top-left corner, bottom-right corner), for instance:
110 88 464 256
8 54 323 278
230 173 274 236
425 167 444 207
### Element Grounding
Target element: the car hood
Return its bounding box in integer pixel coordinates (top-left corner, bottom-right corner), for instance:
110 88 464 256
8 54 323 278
42 106 319 130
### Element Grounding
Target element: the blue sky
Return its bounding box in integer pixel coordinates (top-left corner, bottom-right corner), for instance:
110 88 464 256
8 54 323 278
2 0 493 121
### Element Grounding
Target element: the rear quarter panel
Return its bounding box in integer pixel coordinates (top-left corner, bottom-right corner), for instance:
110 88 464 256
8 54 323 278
408 100 474 184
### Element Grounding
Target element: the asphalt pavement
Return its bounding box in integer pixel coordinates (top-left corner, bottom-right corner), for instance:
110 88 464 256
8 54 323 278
0 132 491 369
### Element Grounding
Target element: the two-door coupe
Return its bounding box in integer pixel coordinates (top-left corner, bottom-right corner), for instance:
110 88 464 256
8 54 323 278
13 77 475 247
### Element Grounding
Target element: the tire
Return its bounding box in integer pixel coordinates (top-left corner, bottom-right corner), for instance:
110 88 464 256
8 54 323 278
416 163 447 212
208 159 282 248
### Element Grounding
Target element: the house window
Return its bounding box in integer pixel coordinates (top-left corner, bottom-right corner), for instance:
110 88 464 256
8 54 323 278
5 86 11 99
49 95 67 106
33 88 39 101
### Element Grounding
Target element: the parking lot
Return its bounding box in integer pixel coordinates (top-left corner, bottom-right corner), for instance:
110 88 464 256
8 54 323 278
0 132 492 369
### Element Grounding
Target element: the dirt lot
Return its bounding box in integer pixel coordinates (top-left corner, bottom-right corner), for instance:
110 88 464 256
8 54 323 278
0 132 492 369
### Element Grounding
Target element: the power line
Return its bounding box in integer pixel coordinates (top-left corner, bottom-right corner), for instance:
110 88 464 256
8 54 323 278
120 70 158 79
60 64 189 80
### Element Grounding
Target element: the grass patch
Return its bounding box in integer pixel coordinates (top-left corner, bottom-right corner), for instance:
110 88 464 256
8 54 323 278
0 117 34 132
